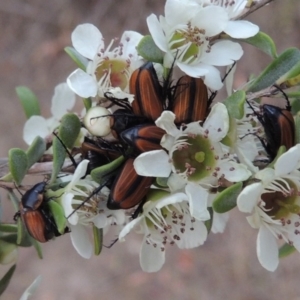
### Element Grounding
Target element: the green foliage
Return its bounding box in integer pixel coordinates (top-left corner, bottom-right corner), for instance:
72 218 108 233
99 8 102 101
51 113 81 183
64 46 88 70
279 243 296 258
16 86 40 119
93 226 103 256
8 149 28 185
213 182 243 213
247 48 300 92
0 265 16 297
223 91 246 120
137 35 164 64
238 31 277 58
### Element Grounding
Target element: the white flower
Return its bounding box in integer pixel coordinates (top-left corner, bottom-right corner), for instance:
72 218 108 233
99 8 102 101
134 103 251 185
20 276 42 300
61 160 125 258
119 189 208 272
23 83 76 145
67 24 144 98
147 0 244 90
201 0 259 38
237 144 300 271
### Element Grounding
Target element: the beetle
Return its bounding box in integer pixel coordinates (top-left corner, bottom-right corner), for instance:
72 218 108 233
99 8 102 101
171 75 208 124
259 104 295 159
14 182 68 243
246 86 295 160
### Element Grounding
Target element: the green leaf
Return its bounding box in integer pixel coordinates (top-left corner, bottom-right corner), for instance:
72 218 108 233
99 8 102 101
93 226 103 256
91 156 125 184
51 113 81 183
137 35 164 64
8 148 28 185
47 201 66 234
16 86 40 119
223 90 245 119
64 46 88 70
247 48 300 93
26 136 46 167
239 31 277 58
204 207 213 234
83 98 92 111
212 182 243 213
155 177 169 188
30 238 43 259
58 113 81 149
277 61 300 87
0 234 32 247
0 224 17 233
294 115 300 144
279 243 296 258
0 264 16 296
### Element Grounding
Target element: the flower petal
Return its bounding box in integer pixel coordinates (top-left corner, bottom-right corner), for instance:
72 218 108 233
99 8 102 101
155 110 179 137
120 31 143 58
67 68 97 98
70 224 93 259
237 182 263 213
202 64 223 90
224 20 259 39
257 225 279 271
140 238 165 272
72 23 103 60
20 276 42 300
185 183 210 221
62 193 78 225
134 150 171 177
219 160 251 182
275 144 300 176
147 14 168 52
204 103 229 141
201 40 243 66
51 83 76 119
23 116 49 145
119 217 142 241
212 212 229 233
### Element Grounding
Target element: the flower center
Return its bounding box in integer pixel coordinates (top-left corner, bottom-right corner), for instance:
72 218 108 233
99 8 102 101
261 180 300 219
172 134 216 181
95 59 129 90
169 22 209 64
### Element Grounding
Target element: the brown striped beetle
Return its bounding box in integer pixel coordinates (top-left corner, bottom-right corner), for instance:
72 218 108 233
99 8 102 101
247 86 295 160
14 182 68 243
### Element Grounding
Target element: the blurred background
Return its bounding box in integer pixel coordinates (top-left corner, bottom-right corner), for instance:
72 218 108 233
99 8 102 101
1 0 300 299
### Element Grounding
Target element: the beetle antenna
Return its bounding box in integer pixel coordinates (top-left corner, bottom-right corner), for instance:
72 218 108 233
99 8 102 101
67 178 111 219
52 132 78 169
207 61 237 107
13 182 23 196
273 84 291 111
104 92 133 111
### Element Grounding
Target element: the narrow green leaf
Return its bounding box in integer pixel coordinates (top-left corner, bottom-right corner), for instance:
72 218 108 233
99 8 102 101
155 177 169 188
223 90 245 119
47 201 66 234
8 148 28 185
26 136 46 167
0 264 16 296
238 31 277 58
291 98 300 115
51 113 81 183
137 35 164 64
0 234 32 247
0 224 18 233
247 48 300 93
279 243 296 258
277 61 300 87
30 238 43 259
91 156 125 184
294 115 300 144
83 98 92 111
16 86 40 119
212 182 243 213
204 207 213 234
64 46 88 70
93 226 103 256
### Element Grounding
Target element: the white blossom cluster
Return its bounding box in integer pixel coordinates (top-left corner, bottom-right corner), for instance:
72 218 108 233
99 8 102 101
19 0 300 275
